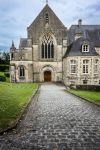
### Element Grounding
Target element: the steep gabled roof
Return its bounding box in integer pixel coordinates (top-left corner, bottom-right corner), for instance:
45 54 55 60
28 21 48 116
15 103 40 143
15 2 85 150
28 4 66 29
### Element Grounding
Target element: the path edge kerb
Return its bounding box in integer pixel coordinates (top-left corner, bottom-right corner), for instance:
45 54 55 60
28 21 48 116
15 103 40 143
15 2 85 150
0 84 40 134
66 90 100 107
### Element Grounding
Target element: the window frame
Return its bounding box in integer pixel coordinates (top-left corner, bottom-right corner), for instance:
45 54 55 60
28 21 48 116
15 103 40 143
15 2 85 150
41 34 54 60
19 66 25 79
83 60 89 74
70 60 77 74
94 59 98 74
82 44 89 52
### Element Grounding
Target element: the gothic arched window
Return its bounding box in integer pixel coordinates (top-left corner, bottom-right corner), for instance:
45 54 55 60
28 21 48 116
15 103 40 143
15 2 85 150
19 66 25 78
41 34 54 59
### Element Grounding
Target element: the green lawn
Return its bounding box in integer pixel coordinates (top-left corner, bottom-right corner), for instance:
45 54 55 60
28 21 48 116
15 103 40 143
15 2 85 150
0 82 38 131
69 89 100 105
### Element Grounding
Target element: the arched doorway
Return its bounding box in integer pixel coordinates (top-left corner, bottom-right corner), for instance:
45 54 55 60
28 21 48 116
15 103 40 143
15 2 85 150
44 71 51 82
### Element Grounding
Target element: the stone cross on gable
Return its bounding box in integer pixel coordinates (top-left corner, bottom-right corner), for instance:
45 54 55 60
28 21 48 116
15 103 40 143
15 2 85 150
46 0 48 4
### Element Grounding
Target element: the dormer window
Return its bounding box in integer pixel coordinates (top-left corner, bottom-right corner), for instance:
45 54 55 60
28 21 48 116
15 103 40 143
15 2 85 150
82 44 89 52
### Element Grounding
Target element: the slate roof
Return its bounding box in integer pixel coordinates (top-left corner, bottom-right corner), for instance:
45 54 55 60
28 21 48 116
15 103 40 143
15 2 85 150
68 25 100 46
64 25 100 58
70 25 100 31
19 38 28 48
64 37 99 57
86 29 100 47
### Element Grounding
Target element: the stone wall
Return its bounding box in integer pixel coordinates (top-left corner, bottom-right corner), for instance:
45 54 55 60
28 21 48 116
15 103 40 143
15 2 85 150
63 56 100 86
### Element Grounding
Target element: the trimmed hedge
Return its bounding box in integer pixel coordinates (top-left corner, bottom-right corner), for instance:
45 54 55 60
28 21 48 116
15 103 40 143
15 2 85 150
76 85 100 91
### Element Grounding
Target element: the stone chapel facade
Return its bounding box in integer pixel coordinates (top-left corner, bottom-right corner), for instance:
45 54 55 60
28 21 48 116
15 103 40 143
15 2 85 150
10 4 100 86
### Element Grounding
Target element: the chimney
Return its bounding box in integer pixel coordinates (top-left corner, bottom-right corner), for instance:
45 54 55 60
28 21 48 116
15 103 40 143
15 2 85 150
78 19 82 27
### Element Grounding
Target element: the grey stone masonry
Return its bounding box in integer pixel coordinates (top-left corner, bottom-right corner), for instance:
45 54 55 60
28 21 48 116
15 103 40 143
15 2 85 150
0 83 100 150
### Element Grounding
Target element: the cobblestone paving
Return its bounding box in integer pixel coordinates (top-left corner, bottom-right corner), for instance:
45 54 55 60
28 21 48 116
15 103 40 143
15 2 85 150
0 83 100 150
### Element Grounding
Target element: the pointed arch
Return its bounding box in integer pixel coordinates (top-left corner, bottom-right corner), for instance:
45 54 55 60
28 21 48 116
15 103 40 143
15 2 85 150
40 33 57 59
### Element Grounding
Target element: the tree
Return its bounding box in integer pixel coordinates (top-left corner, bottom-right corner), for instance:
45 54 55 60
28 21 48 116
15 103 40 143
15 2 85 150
0 52 10 64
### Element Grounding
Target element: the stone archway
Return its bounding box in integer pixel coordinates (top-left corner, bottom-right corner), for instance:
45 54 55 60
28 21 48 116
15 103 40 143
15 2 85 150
44 71 51 82
40 65 56 82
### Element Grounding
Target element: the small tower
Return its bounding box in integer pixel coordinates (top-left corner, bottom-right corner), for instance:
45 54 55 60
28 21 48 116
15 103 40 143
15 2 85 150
10 40 16 60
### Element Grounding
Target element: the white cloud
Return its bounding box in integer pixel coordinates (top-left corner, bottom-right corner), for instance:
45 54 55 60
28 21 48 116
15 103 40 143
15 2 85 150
0 0 100 50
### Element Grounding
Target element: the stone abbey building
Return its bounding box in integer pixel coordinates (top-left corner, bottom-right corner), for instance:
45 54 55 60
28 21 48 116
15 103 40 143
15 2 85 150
10 3 100 86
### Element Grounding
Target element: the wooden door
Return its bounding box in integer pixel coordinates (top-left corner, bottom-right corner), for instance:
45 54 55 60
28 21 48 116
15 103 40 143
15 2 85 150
44 71 51 82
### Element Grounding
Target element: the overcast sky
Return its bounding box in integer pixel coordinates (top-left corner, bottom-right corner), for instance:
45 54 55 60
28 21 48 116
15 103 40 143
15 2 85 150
0 0 100 51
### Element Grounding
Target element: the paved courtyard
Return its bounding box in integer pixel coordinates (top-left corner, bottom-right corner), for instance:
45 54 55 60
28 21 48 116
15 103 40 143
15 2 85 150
0 83 100 150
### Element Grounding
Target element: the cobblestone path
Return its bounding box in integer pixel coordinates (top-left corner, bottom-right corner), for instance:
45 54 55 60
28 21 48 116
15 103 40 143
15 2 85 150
0 83 100 150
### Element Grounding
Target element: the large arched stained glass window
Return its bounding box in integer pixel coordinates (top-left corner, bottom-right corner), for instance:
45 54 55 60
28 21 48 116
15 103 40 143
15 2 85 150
41 34 54 59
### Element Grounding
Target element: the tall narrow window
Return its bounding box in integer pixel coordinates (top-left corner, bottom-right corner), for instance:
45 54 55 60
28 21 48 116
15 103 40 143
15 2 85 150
94 59 98 74
41 43 44 58
45 44 47 58
11 53 14 59
51 43 54 58
41 34 54 59
70 60 77 74
83 60 89 73
45 13 49 23
19 66 25 77
48 43 50 58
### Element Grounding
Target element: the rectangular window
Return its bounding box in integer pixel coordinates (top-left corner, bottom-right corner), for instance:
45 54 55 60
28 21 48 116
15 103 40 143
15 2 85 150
94 59 98 74
83 60 89 73
94 65 98 73
82 44 89 52
70 60 77 74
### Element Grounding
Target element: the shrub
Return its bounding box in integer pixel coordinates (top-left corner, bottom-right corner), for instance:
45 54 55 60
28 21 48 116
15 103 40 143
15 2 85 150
0 65 9 72
76 85 100 91
0 75 6 82
4 72 10 77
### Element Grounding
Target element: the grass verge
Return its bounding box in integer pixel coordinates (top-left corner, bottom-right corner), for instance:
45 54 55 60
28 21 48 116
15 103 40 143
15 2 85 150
0 82 38 132
68 89 100 106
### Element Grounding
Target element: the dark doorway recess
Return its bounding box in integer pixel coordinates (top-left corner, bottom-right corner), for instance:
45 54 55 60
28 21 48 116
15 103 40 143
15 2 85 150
44 71 51 82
